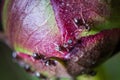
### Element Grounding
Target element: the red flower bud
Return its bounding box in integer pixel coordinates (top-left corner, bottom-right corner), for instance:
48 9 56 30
2 0 120 79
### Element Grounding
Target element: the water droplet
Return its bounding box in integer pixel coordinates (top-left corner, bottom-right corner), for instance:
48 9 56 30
74 18 78 24
12 52 17 58
67 39 73 44
35 72 40 77
34 72 47 79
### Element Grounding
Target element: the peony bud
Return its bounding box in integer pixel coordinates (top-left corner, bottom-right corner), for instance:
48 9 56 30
2 0 120 79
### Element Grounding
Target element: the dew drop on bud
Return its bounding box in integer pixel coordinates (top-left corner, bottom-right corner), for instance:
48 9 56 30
34 72 47 79
67 39 73 44
12 52 17 59
35 72 40 78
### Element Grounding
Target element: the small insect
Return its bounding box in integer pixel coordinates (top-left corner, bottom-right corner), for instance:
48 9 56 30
74 18 90 31
32 53 41 59
24 64 32 72
44 59 56 66
74 9 91 31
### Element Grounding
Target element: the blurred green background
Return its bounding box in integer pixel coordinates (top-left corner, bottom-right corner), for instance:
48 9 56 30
0 42 39 80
